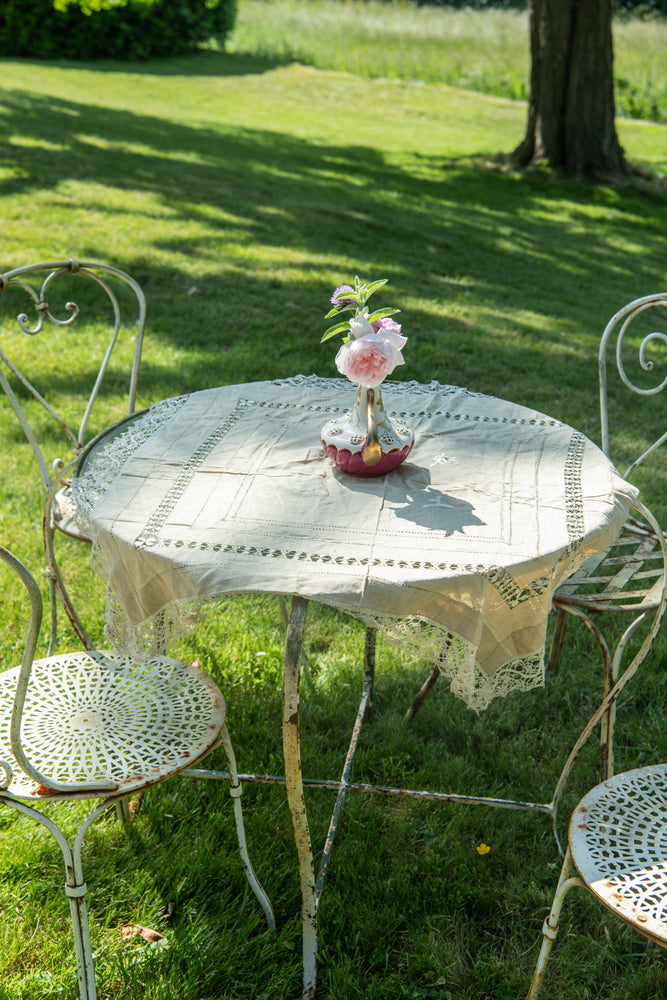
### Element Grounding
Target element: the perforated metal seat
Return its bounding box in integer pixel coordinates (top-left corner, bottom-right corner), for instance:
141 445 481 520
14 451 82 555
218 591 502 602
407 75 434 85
527 764 667 998
0 649 224 800
572 766 667 944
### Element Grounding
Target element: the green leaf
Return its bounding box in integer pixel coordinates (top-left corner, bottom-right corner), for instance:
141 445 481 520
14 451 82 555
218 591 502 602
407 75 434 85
366 307 400 322
364 278 388 298
330 290 361 307
321 321 351 342
324 303 355 320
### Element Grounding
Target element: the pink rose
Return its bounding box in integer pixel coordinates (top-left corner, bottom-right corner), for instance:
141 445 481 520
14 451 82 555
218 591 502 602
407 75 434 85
335 333 398 387
349 313 407 365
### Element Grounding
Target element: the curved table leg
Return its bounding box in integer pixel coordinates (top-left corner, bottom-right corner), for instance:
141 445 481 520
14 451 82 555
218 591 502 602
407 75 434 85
282 596 318 1000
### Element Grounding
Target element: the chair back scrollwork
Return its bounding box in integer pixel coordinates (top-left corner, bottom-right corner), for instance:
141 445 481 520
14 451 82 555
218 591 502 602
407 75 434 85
0 258 146 492
599 292 667 480
0 258 147 653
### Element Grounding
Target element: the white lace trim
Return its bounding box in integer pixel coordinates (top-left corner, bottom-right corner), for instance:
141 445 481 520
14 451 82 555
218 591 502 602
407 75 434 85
99 592 544 712
351 609 544 712
74 395 188 522
276 375 484 398
101 595 203 660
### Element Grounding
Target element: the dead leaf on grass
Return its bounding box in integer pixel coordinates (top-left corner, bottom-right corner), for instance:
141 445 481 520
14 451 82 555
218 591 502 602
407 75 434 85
120 924 168 945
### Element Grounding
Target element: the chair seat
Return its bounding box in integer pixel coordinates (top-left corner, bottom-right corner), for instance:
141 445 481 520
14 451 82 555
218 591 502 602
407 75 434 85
0 650 225 800
570 764 667 947
52 483 91 542
553 519 664 613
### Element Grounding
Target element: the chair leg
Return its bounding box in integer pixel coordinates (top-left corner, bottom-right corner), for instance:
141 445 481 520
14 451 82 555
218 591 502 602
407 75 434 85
526 845 584 1000
65 881 97 1000
598 623 615 783
218 723 276 932
546 606 569 672
43 496 95 652
547 613 615 840
549 605 616 783
599 609 653 783
572 610 614 783
46 571 59 657
2 797 114 1000
114 797 133 825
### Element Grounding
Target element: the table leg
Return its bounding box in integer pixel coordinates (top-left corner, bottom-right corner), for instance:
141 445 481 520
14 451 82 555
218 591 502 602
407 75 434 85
282 596 318 1000
363 625 376 718
315 628 375 902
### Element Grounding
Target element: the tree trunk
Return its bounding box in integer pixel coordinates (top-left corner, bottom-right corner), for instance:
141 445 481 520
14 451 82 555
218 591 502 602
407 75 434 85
513 0 632 179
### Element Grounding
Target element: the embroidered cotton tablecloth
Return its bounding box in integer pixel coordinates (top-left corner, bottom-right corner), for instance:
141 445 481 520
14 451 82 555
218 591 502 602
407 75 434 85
73 376 638 711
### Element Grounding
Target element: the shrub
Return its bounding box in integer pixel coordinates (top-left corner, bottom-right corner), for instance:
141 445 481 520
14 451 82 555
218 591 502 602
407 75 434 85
0 0 237 61
613 0 667 14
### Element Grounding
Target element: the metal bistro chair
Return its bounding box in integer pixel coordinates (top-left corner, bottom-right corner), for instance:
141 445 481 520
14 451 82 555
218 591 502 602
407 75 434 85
526 765 667 999
0 259 148 654
526 501 667 998
404 293 666 729
0 543 274 1000
547 292 666 782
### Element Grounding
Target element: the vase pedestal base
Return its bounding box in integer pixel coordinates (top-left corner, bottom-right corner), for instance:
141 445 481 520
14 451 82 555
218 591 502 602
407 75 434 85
321 385 414 478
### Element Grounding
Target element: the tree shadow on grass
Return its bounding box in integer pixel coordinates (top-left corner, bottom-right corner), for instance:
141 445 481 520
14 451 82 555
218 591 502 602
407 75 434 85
5 48 289 78
0 85 665 455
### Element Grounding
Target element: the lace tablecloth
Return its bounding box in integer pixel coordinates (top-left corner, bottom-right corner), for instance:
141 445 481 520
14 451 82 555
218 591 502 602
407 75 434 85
73 376 638 711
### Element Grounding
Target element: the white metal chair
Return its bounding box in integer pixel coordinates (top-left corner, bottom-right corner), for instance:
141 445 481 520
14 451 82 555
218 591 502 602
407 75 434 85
0 543 274 1000
527 763 667 999
526 499 667 998
0 259 148 653
405 293 666 729
547 292 666 781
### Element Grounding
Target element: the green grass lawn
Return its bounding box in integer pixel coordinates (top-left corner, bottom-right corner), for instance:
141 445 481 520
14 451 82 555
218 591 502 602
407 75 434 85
0 3 666 998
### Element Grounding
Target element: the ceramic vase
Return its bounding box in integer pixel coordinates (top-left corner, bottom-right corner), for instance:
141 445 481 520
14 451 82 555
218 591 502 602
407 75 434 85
321 384 414 477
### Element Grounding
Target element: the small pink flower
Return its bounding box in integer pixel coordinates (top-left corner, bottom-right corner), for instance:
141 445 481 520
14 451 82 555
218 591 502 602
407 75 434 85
331 284 355 306
371 316 407 360
335 333 397 387
372 316 402 338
